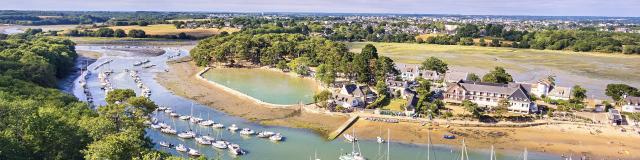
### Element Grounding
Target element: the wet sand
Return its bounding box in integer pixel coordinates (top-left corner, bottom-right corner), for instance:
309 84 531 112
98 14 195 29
156 59 348 136
157 59 640 159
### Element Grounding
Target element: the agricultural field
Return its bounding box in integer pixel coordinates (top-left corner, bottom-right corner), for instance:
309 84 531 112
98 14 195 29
108 24 239 38
349 42 640 99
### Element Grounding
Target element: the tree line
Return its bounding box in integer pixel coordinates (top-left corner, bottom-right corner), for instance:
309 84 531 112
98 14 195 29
420 24 640 54
0 33 182 159
190 30 397 85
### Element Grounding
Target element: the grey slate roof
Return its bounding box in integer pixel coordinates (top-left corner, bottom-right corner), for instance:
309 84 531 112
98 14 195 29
455 81 531 102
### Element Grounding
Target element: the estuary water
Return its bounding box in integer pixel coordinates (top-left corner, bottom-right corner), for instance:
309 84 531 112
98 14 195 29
201 68 319 105
70 45 559 160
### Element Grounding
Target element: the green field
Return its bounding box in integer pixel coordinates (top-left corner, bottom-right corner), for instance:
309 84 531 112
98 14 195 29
382 98 407 112
348 42 640 98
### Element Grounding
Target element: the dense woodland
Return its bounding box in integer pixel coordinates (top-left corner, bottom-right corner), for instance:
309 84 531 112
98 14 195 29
0 32 180 159
190 28 397 86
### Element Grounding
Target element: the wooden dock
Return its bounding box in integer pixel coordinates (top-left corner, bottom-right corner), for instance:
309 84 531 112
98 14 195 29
327 115 359 140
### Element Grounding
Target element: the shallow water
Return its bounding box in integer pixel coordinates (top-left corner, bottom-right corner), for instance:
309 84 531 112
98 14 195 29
201 68 319 105
71 45 559 160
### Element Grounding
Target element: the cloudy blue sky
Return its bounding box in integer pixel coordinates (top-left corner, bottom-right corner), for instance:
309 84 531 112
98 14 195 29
2 0 638 17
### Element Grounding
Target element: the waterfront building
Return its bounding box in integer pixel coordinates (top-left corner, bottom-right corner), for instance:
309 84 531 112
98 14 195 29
443 81 537 114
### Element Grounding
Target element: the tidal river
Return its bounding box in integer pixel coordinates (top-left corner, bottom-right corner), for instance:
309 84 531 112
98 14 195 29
69 45 558 160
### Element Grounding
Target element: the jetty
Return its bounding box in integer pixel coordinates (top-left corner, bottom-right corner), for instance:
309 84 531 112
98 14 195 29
327 115 359 140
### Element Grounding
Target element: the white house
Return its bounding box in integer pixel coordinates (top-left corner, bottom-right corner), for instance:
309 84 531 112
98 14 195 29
530 77 571 100
395 63 420 81
622 96 640 113
444 81 538 114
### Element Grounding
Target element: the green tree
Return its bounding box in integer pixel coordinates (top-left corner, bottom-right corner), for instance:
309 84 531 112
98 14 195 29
95 28 115 37
467 73 481 82
495 99 510 117
462 100 481 118
360 44 378 60
353 53 372 83
482 67 513 84
375 79 389 96
605 84 639 101
313 90 332 108
114 29 126 37
105 89 137 104
287 57 311 76
420 57 449 74
571 85 587 104
128 29 146 38
315 64 336 86
276 60 289 71
83 129 151 160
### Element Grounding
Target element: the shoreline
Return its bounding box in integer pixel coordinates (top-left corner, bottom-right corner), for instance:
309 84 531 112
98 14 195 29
156 59 349 136
195 67 300 108
156 59 640 159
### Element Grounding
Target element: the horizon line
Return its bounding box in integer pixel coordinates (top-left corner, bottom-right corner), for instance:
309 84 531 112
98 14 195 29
2 9 639 19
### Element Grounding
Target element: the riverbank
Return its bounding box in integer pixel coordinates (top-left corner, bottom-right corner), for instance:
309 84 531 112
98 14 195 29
157 58 640 159
156 59 348 136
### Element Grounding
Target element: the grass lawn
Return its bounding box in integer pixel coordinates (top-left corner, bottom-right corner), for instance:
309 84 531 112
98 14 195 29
108 24 239 38
382 98 407 112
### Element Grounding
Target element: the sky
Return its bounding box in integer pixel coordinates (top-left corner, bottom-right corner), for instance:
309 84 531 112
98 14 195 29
1 0 639 17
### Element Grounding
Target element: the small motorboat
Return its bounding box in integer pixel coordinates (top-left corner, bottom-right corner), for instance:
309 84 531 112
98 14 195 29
257 131 275 138
169 113 179 117
239 128 255 135
443 135 456 139
160 128 177 135
164 109 173 113
269 133 283 141
158 123 170 129
150 124 162 129
198 120 215 126
202 135 215 141
212 140 229 149
228 144 245 155
228 124 239 131
376 137 385 144
159 141 171 147
188 148 201 156
339 151 366 160
195 137 212 145
212 123 224 128
177 131 196 139
179 115 191 120
175 144 188 152
343 134 357 142
190 117 203 123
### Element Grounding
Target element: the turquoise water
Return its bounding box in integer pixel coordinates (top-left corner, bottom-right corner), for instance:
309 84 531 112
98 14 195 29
72 46 560 160
201 68 319 105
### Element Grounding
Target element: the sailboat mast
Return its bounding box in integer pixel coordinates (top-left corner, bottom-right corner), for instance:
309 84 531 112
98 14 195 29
490 145 494 160
427 129 431 160
387 128 390 160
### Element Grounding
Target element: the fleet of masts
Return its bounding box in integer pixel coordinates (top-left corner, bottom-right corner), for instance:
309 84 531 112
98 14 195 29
127 69 151 97
149 105 286 157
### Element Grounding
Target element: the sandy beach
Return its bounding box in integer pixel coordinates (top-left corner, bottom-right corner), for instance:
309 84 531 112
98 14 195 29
157 59 640 159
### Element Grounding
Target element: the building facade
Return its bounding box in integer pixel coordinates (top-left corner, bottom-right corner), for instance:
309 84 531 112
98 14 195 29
444 81 537 114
